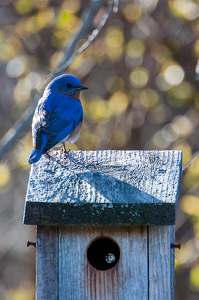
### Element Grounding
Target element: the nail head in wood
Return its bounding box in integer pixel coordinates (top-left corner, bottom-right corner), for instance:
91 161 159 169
27 241 36 247
171 243 181 249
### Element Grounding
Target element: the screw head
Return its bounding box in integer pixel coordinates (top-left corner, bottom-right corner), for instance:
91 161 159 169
105 253 116 264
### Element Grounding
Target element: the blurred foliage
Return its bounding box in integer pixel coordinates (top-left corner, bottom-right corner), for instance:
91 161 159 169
5 281 35 300
1 0 199 299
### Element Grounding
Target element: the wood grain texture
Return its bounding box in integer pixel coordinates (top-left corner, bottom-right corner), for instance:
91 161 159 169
35 225 176 300
36 226 59 300
59 226 148 300
148 226 175 300
170 226 175 300
24 150 182 226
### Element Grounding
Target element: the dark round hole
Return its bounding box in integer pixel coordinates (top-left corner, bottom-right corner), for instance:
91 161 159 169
87 237 120 270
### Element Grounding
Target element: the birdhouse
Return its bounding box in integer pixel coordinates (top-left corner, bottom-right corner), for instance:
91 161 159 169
24 150 182 300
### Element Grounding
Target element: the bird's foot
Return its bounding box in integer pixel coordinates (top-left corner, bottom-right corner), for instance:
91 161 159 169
44 152 52 160
46 150 52 154
62 143 71 156
61 148 71 155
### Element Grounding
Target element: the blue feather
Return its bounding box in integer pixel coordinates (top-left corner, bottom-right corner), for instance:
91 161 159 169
28 133 49 164
28 74 88 164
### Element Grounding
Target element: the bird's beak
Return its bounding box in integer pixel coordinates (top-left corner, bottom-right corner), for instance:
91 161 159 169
81 86 89 90
75 86 89 91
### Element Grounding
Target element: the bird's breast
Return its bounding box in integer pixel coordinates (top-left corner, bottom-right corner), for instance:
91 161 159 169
56 89 81 103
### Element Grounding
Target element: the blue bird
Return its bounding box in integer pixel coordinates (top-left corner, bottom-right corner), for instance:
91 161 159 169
28 74 88 164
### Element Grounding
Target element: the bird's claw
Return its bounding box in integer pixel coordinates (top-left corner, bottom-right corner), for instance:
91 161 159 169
44 152 52 160
61 142 71 156
61 148 71 156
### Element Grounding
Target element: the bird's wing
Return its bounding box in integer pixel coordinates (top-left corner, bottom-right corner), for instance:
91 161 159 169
32 101 52 150
42 109 83 153
32 95 83 153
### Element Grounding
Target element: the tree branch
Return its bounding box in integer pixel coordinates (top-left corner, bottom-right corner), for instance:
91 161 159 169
182 151 199 171
113 0 120 13
48 0 114 78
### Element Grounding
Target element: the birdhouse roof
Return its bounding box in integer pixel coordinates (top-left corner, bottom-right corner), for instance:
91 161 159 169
24 150 182 226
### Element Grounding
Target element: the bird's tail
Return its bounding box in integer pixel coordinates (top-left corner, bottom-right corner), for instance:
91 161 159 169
28 133 48 164
28 148 43 164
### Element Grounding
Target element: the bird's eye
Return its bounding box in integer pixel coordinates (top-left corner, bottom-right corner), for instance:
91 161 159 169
66 83 72 88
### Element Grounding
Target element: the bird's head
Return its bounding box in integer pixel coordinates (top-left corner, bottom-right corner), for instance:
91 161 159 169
46 74 88 98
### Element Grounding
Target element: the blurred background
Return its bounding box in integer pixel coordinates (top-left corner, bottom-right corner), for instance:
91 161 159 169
0 0 199 299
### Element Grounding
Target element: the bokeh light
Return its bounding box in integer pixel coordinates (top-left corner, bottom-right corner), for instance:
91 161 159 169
126 39 145 58
139 89 159 107
188 157 199 175
14 79 31 103
25 72 41 89
15 0 33 14
156 73 172 91
151 44 172 63
62 0 80 13
123 3 142 22
33 0 49 9
88 97 112 122
182 2 199 20
172 115 193 136
194 38 199 57
153 130 171 149
105 27 124 61
173 141 192 165
171 0 199 21
190 264 199 291
56 9 81 33
110 130 127 147
0 163 10 187
0 37 22 62
6 56 26 78
169 81 195 101
130 67 149 88
174 240 196 268
161 123 179 142
135 0 159 10
164 64 185 86
109 91 129 115
180 195 199 216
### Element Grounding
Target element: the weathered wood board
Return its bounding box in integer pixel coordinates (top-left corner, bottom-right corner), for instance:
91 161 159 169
148 226 175 300
36 225 175 300
24 150 182 226
59 226 148 300
36 226 59 300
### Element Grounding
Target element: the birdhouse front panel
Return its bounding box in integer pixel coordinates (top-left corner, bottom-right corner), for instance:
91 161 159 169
36 225 174 300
